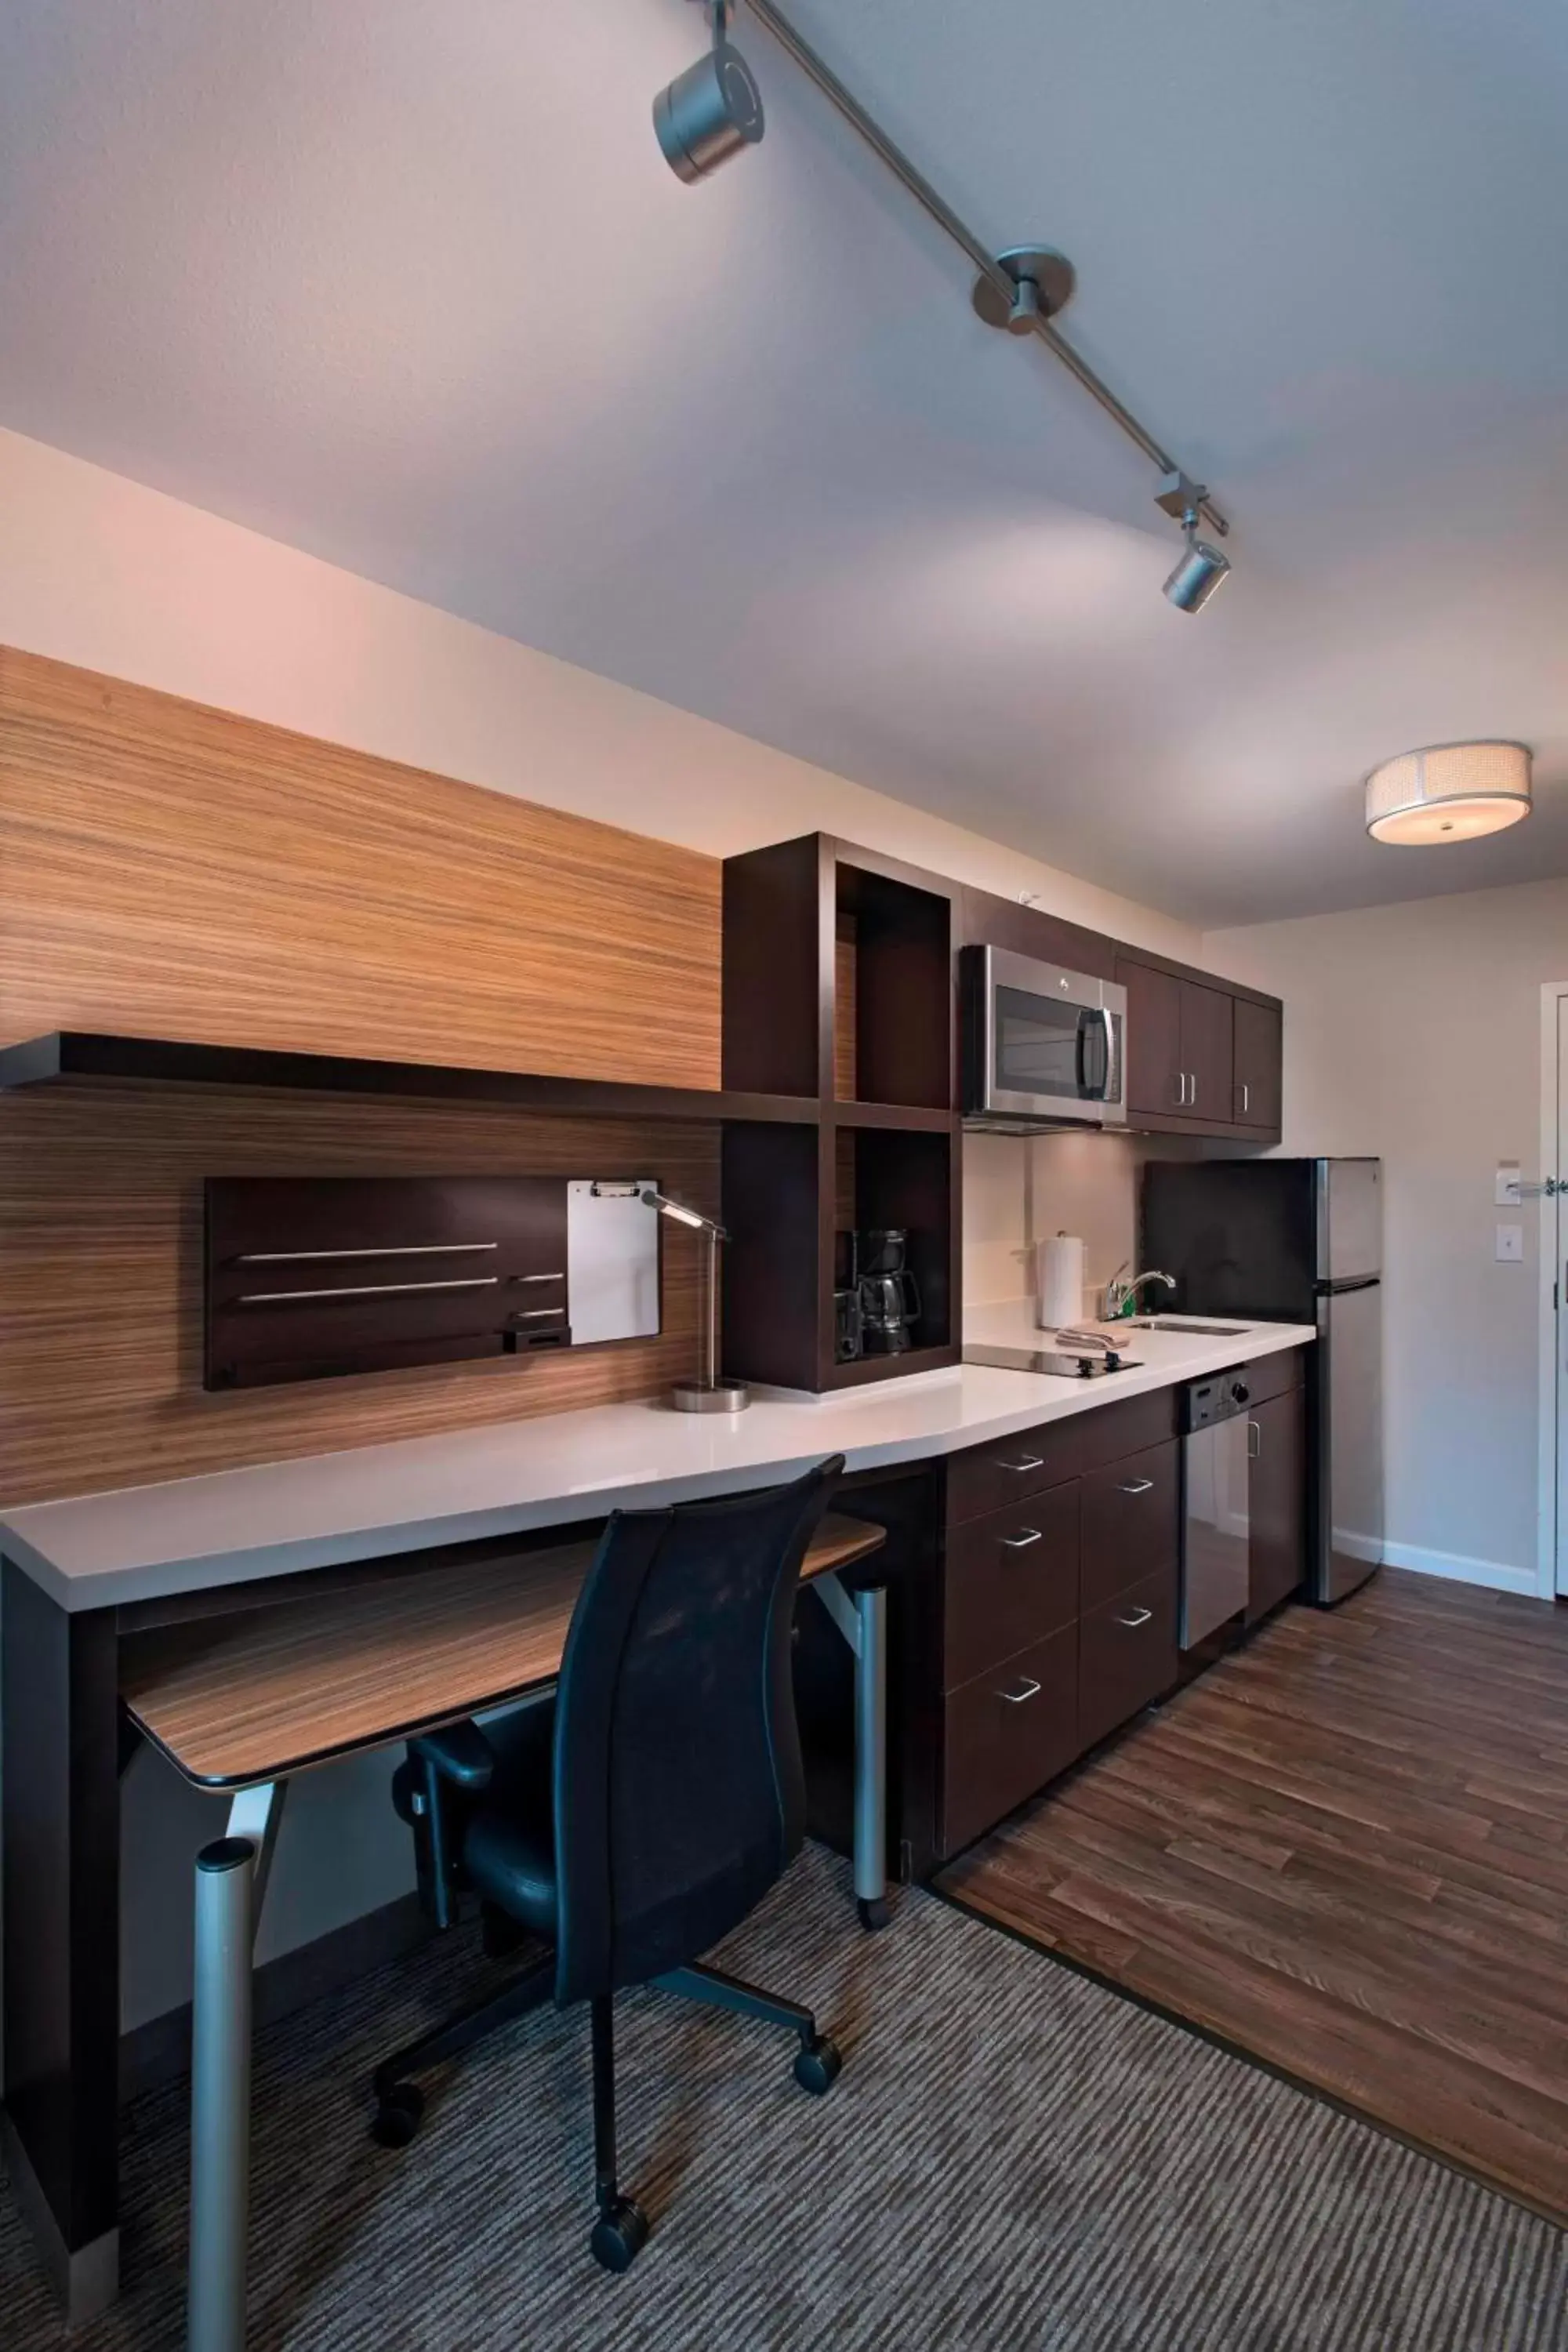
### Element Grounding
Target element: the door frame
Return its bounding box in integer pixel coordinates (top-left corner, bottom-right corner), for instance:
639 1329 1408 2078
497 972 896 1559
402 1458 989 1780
1537 983 1568 1596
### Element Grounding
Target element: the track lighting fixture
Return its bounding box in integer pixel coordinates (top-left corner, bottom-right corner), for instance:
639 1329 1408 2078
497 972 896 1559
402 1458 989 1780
654 0 764 183
1156 471 1231 614
656 2 1237 598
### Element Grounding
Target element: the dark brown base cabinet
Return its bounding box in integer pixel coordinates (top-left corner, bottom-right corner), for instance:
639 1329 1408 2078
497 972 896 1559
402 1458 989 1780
936 1389 1182 1860
935 1350 1311 1859
1247 1377 1308 1623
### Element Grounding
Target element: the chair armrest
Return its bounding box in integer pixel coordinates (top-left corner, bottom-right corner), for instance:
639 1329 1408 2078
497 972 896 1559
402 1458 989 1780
409 1720 495 1791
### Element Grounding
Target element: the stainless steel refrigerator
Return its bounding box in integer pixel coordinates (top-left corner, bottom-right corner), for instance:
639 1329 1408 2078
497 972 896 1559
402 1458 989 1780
1141 1156 1384 1606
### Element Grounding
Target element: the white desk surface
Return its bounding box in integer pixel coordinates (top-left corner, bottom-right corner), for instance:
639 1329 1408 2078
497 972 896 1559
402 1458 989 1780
0 1306 1315 1612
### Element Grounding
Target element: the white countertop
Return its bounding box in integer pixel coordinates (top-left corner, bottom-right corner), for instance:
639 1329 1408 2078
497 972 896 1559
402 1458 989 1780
0 1305 1314 1611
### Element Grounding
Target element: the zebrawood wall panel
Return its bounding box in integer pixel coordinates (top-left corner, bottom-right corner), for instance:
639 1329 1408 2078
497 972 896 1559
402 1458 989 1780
0 646 720 1086
0 645 728 1502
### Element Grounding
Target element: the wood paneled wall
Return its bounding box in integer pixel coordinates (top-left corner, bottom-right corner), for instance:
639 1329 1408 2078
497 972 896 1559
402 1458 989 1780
0 648 726 1503
0 647 720 1084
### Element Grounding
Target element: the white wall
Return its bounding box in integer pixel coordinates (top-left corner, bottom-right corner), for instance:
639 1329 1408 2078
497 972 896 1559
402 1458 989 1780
1206 877 1568 1594
0 423 1198 2034
964 1131 1144 1316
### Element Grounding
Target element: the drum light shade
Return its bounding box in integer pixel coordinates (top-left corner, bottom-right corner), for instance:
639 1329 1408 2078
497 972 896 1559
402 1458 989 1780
1364 741 1532 845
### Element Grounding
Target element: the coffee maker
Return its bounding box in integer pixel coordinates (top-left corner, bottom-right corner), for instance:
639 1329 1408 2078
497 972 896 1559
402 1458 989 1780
840 1228 922 1356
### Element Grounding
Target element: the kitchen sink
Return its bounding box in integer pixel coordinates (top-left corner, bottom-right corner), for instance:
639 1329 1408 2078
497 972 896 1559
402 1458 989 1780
1123 1317 1248 1336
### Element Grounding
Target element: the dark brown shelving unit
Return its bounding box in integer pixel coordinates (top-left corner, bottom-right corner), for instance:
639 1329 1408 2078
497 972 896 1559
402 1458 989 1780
721 834 963 1394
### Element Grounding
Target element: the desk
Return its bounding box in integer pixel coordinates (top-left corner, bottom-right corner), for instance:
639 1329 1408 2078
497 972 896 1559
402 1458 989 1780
1 1317 1314 2319
118 1512 887 2352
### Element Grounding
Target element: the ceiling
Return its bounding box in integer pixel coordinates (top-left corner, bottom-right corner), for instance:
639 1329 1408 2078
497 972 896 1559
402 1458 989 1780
2 0 1566 927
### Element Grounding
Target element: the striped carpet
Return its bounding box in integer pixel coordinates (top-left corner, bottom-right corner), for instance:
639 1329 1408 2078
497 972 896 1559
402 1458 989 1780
5 1846 1567 2351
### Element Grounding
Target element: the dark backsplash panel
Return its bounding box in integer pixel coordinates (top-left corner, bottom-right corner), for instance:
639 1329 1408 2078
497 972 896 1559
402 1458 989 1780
205 1176 572 1388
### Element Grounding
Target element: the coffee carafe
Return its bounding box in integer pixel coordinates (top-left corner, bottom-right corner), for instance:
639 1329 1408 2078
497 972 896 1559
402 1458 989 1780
853 1228 922 1355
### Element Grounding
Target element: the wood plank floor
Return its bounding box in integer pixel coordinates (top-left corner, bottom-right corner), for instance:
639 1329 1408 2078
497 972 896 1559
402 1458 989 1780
937 1568 1568 2226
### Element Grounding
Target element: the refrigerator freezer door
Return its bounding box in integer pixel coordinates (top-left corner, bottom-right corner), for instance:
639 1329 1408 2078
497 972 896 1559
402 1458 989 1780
1318 1158 1382 1286
1142 1159 1319 1322
1316 1279 1384 1602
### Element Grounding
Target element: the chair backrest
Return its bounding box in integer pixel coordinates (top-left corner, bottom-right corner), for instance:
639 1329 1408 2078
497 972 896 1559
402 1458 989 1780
550 1455 844 2003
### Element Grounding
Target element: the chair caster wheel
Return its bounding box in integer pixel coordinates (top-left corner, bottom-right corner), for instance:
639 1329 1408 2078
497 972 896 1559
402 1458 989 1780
369 2083 424 2149
857 1896 890 1932
590 2194 650 2274
793 2032 843 2096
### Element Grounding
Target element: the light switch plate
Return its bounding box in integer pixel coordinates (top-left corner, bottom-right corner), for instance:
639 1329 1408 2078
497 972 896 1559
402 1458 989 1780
1496 1223 1524 1262
1496 1162 1523 1206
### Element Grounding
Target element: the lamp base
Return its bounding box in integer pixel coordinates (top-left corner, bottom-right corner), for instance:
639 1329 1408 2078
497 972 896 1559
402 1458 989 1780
668 1379 751 1414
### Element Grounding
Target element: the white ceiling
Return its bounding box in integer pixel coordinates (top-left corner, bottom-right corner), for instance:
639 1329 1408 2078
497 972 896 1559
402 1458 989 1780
2 0 1566 925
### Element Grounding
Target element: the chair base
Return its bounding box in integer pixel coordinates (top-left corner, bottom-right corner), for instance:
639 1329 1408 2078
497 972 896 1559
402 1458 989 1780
368 1947 843 2273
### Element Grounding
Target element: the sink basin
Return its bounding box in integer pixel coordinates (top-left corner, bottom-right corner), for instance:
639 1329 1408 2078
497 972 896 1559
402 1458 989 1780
1123 1317 1248 1337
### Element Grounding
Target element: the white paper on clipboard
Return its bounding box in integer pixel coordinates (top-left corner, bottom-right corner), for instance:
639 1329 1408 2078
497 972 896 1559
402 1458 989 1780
566 1179 660 1345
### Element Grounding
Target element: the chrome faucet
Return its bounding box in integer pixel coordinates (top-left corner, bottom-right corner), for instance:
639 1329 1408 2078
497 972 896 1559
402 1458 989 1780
1103 1265 1177 1319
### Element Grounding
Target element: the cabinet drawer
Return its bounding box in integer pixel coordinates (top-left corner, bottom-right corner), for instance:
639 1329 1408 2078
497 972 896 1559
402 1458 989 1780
1077 1566 1178 1754
944 1480 1080 1691
946 1424 1073 1525
1080 1441 1179 1613
939 1624 1079 1858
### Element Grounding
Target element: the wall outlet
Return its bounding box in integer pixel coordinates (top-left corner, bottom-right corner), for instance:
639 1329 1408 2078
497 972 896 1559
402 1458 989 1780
1496 1162 1523 1207
1495 1223 1524 1262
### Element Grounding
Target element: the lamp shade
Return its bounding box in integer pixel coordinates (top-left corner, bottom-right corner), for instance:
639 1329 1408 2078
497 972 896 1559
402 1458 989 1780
1364 741 1532 845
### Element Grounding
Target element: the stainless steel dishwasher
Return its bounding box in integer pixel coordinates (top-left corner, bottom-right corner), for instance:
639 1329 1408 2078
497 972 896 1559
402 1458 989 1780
1181 1370 1252 1647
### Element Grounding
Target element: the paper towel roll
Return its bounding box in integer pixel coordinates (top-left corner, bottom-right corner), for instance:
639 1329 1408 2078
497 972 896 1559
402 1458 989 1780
1036 1232 1087 1331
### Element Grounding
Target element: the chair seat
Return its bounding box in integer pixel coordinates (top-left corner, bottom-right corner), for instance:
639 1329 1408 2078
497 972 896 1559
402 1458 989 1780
462 1698 560 1938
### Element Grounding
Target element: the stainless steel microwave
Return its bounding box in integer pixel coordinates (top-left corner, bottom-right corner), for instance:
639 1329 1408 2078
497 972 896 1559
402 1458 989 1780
960 944 1128 1130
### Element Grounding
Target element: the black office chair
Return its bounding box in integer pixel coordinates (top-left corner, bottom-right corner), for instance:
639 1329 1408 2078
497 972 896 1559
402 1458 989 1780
370 1457 849 2272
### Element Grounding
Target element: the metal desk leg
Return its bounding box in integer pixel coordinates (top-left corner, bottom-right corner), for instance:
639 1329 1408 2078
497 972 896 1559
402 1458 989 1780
188 1781 285 2352
814 1575 889 1931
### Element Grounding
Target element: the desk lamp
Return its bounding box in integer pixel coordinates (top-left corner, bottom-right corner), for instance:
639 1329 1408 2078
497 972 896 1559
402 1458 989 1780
641 1187 750 1413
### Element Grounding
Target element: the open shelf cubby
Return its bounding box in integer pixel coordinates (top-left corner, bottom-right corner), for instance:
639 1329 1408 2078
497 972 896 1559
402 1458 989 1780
720 834 962 1394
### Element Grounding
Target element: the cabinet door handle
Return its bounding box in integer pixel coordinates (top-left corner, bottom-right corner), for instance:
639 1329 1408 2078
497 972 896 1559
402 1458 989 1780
995 1454 1045 1474
1241 1082 1250 1115
1000 1527 1044 1548
1117 1476 1155 1496
1247 1419 1261 1459
1174 1073 1187 1107
1189 1071 1198 1106
1115 1606 1153 1628
999 1677 1043 1704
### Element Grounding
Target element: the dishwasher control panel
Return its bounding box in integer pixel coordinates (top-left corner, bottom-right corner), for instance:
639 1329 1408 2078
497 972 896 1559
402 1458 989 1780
1182 1370 1251 1432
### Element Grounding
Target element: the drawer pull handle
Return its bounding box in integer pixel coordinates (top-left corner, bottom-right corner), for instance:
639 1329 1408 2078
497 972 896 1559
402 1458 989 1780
999 1677 1043 1704
1117 1477 1156 1496
1115 1606 1153 1628
1000 1527 1044 1549
996 1454 1046 1474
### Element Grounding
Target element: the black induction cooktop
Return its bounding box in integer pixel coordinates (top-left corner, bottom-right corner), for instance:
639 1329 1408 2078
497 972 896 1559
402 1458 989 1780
962 1343 1143 1380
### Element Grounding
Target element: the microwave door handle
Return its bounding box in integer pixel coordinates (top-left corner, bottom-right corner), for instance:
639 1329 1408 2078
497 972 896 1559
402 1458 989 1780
1079 1006 1111 1101
1098 1005 1117 1103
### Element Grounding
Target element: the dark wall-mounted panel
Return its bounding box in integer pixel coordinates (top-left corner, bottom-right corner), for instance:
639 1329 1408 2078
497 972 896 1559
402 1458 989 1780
206 1176 580 1388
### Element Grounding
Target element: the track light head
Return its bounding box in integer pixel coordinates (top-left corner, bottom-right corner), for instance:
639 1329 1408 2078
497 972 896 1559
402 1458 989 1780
1156 470 1230 613
1163 521 1230 614
654 41 764 183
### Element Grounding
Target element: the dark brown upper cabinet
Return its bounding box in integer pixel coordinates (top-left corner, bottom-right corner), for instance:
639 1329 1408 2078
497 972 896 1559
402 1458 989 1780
1233 996 1283 1131
1120 960 1232 1122
1116 953 1279 1142
956 885 1118 982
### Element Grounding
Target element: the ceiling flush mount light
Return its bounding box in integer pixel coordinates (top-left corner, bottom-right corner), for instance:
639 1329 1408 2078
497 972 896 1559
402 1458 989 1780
655 0 764 183
1156 470 1231 614
1365 742 1533 845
